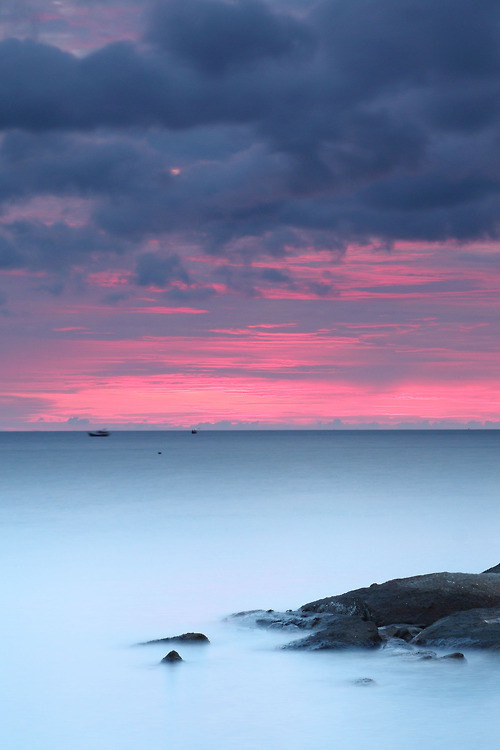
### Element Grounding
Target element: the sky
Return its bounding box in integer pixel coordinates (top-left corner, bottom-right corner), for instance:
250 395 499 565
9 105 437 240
0 0 499 429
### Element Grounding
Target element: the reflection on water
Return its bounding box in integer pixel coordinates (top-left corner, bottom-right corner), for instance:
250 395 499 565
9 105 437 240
1 430 499 749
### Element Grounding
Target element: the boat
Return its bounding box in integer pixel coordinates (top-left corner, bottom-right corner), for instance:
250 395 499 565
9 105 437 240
191 429 198 434
88 430 110 437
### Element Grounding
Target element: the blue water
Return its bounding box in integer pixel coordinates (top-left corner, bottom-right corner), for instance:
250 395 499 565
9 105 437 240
1 430 499 749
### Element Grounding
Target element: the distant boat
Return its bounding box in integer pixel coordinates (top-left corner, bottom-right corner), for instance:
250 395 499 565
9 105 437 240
191 429 198 434
88 430 110 437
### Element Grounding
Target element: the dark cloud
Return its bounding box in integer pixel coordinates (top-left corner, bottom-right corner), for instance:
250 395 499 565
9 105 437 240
0 220 129 272
0 235 22 268
134 252 191 287
0 0 498 270
147 0 315 74
0 130 168 202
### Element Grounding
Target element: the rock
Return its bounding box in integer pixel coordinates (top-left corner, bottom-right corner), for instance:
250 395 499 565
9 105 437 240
378 624 424 642
139 632 210 645
283 616 381 650
353 677 377 686
414 650 466 662
227 609 341 631
438 652 466 661
161 650 183 663
482 563 500 574
412 607 500 650
300 572 500 627
387 643 438 660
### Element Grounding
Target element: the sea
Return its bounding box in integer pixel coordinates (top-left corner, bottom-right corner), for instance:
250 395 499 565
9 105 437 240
1 430 499 750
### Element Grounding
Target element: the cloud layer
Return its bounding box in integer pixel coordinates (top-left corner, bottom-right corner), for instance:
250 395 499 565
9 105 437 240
0 0 498 279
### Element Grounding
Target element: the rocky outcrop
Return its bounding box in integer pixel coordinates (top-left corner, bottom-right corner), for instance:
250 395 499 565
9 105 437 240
300 572 500 627
228 566 500 652
283 616 381 650
412 607 500 650
140 632 210 645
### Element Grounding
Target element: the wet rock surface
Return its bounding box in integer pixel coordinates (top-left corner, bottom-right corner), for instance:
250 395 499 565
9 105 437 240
412 607 500 650
378 624 424 642
283 616 381 650
300 572 500 627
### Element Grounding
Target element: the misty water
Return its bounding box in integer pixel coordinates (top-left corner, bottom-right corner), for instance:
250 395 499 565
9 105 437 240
1 430 499 749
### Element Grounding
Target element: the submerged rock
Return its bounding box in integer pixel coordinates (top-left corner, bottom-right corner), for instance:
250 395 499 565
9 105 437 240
161 650 183 663
283 616 381 650
300 572 500 627
227 609 341 631
383 641 438 660
353 677 377 686
438 652 466 661
140 632 210 645
412 607 500 650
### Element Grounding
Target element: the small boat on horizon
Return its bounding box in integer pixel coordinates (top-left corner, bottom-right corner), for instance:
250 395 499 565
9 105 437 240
191 429 198 434
88 430 110 437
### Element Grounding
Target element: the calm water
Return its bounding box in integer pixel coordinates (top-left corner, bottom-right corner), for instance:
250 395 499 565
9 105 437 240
1 430 499 749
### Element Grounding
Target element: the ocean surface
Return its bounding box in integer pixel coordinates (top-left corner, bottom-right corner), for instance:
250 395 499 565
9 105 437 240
1 430 499 749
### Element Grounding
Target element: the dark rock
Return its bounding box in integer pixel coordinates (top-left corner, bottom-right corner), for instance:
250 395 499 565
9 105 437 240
227 609 341 631
161 650 182 663
412 607 500 650
300 572 500 627
482 563 500 574
378 624 424 642
140 632 210 645
353 677 377 686
438 652 466 661
283 616 381 650
415 650 466 662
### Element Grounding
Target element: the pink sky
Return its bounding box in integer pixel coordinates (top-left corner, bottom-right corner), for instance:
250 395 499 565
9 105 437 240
2 241 499 429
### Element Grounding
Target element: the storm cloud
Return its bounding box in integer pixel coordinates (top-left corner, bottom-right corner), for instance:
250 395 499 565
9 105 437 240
0 0 499 279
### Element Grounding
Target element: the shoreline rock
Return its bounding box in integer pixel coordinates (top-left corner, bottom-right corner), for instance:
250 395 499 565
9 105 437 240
412 607 500 650
300 572 500 627
282 616 381 650
228 565 500 651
